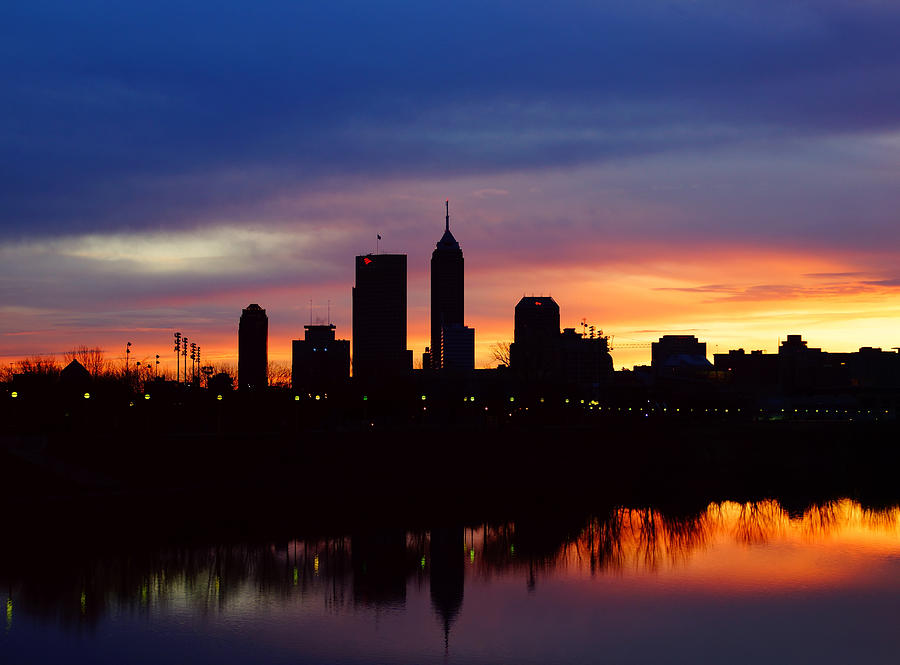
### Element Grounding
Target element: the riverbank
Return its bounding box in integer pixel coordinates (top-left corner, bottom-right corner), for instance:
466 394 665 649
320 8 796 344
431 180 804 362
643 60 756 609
3 420 898 542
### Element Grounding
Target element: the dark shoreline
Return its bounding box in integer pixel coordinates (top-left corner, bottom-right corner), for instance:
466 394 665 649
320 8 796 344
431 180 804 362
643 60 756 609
4 419 898 543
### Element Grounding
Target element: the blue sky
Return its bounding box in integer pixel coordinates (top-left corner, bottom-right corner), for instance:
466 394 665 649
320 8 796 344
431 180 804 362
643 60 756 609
3 1 900 368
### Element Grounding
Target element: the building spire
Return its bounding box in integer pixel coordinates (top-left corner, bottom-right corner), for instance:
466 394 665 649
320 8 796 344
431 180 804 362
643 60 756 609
445 199 450 233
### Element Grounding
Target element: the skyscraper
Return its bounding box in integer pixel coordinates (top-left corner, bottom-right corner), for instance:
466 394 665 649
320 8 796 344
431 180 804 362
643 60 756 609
352 253 412 379
291 324 350 394
238 303 268 391
510 296 561 381
430 200 465 370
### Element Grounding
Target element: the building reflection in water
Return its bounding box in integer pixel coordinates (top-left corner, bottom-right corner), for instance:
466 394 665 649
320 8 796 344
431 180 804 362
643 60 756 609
2 498 899 647
429 527 465 650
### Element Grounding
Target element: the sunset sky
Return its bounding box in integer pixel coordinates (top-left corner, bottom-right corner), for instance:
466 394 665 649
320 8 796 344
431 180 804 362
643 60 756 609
3 0 900 372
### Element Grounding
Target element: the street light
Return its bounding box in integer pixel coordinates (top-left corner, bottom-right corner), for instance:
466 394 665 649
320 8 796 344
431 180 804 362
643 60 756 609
182 337 189 386
126 341 132 375
173 333 182 383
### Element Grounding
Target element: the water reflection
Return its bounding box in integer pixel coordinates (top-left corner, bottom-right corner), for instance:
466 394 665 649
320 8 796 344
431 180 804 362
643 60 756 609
2 499 899 641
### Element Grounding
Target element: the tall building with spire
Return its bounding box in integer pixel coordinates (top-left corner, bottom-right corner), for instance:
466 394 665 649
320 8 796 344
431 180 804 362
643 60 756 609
430 201 468 370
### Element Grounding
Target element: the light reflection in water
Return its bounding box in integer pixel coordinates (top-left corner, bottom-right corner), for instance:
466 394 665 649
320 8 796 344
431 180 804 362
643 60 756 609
1 499 899 664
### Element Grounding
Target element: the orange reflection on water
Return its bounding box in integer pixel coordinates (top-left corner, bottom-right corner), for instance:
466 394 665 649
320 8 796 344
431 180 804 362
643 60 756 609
474 500 900 594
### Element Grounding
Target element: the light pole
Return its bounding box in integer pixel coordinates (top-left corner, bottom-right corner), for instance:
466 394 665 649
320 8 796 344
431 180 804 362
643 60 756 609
155 354 160 379
173 333 182 383
126 341 132 376
182 337 188 386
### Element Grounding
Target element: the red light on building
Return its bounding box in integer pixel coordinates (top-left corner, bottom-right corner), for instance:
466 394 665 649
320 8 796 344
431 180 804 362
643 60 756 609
363 257 373 265
535 301 542 306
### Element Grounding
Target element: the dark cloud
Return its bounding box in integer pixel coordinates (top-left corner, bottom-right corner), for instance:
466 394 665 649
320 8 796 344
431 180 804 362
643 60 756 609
803 272 871 279
3 1 900 237
655 276 900 302
862 278 900 287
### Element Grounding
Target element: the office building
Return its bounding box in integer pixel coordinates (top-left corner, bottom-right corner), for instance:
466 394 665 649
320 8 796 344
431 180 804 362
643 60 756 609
651 335 709 374
292 324 350 393
431 201 465 370
238 303 268 390
509 296 561 381
440 324 475 372
352 253 413 379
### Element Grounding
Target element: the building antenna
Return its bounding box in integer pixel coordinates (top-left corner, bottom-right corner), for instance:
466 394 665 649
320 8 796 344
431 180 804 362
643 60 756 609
309 299 313 325
445 199 450 232
327 299 331 325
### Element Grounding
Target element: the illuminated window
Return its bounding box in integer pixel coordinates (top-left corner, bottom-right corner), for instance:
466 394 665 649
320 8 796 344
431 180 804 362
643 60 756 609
218 394 224 401
10 391 17 398
83 392 91 399
144 394 151 400
294 395 300 401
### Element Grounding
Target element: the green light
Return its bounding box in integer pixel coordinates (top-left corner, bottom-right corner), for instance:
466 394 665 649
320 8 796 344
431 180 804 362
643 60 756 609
421 395 426 400
80 591 86 614
10 391 17 398
218 394 224 401
83 392 91 399
565 398 570 404
420 556 426 569
293 567 298 585
510 545 515 555
293 395 299 401
509 397 515 402
470 396 475 402
469 549 475 562
363 395 368 401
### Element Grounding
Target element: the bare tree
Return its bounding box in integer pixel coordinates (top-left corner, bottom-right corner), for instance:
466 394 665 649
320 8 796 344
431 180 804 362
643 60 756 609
267 361 292 389
16 355 61 376
63 345 107 377
488 341 511 367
